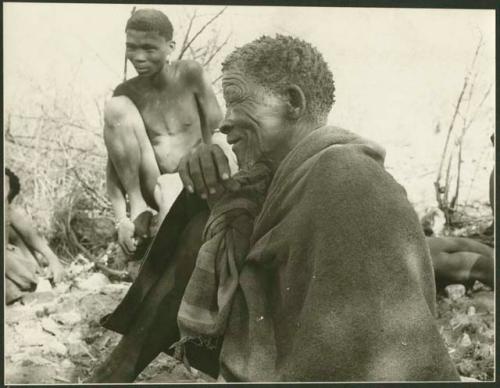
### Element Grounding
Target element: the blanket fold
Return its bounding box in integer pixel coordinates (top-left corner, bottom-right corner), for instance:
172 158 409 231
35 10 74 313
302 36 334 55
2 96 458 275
217 126 459 382
176 162 273 341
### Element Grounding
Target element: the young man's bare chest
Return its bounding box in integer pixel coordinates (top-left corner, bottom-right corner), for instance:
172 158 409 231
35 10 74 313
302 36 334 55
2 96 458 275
141 88 201 139
130 73 203 173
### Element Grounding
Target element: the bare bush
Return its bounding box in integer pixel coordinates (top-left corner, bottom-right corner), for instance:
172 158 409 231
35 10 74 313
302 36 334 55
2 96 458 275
434 35 494 230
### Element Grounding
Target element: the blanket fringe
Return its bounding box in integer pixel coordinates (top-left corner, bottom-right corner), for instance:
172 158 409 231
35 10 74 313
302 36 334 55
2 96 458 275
170 336 219 371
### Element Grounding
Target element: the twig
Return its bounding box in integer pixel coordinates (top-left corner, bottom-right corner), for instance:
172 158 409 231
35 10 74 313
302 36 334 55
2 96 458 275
450 141 462 209
435 75 467 187
95 262 131 281
179 9 197 59
211 74 223 85
71 168 110 209
178 7 227 60
204 32 231 66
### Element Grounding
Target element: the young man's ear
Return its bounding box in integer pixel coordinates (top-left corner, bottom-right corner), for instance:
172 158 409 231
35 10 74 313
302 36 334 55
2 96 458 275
168 40 176 51
286 84 306 120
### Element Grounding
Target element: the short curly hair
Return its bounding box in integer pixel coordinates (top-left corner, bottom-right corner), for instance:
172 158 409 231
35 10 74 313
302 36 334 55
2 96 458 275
222 34 335 124
126 9 173 41
5 168 21 203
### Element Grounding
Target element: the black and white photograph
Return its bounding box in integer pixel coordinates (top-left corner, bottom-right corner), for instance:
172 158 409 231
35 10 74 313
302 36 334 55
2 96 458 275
3 2 496 384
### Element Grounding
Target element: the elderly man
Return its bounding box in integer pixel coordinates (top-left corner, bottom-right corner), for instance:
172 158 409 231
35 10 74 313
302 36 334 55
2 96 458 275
90 35 459 382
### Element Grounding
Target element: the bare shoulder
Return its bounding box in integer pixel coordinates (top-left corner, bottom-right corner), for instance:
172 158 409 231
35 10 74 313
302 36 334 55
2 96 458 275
104 95 139 122
173 59 205 84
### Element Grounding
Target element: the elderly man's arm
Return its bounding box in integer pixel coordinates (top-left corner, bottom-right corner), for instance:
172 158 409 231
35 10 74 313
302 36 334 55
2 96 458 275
8 206 65 283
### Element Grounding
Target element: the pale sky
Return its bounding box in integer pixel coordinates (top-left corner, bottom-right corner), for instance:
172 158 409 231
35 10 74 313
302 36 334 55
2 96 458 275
3 3 496 210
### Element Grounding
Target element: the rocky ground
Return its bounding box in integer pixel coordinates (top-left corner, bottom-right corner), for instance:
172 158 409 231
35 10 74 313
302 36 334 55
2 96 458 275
4 258 212 384
4 256 494 384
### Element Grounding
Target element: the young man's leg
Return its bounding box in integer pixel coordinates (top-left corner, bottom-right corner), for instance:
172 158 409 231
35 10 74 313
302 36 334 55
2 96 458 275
104 96 160 220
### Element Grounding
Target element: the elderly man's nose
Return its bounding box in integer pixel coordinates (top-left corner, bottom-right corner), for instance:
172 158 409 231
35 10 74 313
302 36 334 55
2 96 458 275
220 112 235 134
220 122 232 135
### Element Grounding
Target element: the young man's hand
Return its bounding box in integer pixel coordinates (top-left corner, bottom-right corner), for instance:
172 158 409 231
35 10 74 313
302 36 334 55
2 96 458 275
117 218 137 255
178 143 240 199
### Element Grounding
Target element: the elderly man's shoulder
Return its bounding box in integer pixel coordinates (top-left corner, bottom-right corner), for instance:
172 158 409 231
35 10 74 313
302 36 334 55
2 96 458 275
313 126 385 165
306 126 389 187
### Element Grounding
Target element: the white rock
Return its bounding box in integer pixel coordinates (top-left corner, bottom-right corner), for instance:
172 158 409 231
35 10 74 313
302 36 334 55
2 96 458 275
35 279 53 293
61 359 74 368
66 330 83 344
52 311 82 326
460 333 472 347
44 340 68 356
54 282 70 294
100 283 130 295
467 306 476 316
40 317 61 336
30 355 54 366
67 340 88 357
76 273 110 291
445 284 466 301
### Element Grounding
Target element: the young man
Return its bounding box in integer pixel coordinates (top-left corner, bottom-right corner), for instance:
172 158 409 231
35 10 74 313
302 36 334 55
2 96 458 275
104 8 233 256
5 168 65 304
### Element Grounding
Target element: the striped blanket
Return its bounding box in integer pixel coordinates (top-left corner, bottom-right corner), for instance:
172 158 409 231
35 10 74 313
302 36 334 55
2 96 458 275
175 162 273 349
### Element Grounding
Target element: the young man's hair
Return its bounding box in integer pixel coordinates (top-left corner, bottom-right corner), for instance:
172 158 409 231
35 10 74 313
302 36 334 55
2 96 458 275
125 9 174 41
222 34 335 124
5 168 21 203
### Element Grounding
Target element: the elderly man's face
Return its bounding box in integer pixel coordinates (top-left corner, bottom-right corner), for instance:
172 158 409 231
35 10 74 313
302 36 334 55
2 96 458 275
220 69 289 169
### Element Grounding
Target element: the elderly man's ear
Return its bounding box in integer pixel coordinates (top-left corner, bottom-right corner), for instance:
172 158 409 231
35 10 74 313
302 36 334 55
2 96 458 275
285 85 307 120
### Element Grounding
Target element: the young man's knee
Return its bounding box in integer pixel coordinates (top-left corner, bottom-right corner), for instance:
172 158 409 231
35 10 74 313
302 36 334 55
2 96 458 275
104 97 142 136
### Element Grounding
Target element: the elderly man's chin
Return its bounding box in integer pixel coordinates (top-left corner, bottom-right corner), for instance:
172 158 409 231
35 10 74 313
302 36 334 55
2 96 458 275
234 148 261 171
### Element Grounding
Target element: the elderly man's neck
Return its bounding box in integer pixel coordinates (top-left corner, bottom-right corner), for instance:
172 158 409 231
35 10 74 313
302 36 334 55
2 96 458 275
268 119 325 171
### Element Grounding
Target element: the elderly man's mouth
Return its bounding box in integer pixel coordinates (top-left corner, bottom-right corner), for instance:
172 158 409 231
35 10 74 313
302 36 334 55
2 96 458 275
227 136 242 146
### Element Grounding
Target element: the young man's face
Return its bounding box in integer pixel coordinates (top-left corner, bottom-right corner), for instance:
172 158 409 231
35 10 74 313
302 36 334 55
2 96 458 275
126 29 174 76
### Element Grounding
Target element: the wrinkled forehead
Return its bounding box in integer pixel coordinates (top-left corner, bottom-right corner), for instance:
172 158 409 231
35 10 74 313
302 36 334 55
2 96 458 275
126 29 167 45
221 68 264 102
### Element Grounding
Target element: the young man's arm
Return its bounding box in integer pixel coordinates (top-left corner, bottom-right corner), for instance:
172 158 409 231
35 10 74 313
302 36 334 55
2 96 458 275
183 60 223 142
8 206 65 283
179 60 236 198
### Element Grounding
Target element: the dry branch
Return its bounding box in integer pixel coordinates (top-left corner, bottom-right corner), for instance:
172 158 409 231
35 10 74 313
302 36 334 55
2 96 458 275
178 7 227 60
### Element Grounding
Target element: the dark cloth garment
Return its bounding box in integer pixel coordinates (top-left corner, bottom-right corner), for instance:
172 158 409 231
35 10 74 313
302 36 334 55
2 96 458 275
100 190 221 378
218 126 460 382
177 163 272 342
